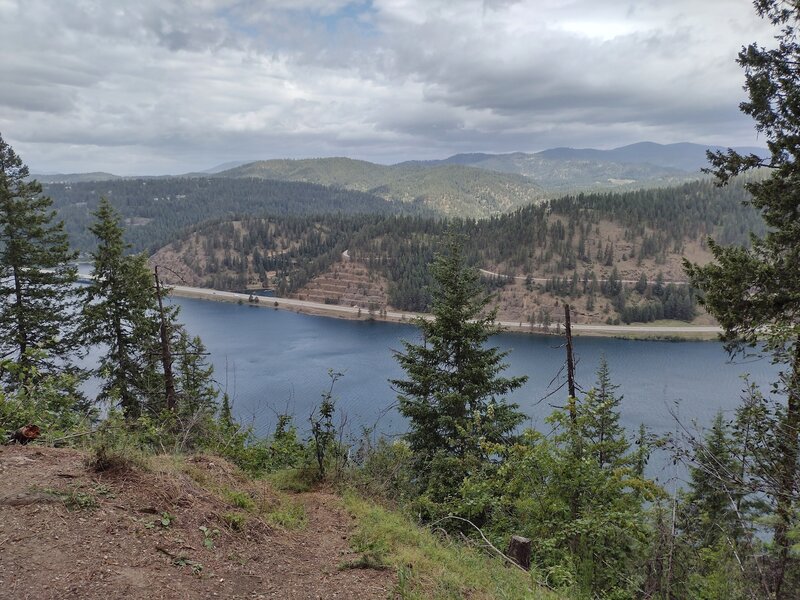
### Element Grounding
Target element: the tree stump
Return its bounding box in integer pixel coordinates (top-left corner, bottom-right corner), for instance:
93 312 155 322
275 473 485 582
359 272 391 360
6 424 40 445
507 535 531 570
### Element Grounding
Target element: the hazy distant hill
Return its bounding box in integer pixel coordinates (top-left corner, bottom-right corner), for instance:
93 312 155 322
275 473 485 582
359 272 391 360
216 158 544 217
402 142 768 193
536 141 767 172
30 172 121 183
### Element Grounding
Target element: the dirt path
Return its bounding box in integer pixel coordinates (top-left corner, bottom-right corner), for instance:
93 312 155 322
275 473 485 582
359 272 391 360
0 446 393 599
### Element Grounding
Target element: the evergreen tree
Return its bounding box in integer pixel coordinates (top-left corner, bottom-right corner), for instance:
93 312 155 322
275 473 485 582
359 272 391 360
685 3 800 594
582 357 629 469
391 234 527 500
174 330 217 416
0 132 78 383
81 198 160 416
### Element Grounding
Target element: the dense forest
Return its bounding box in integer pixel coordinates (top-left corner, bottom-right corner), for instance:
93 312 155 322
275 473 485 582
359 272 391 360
152 176 763 323
45 176 430 254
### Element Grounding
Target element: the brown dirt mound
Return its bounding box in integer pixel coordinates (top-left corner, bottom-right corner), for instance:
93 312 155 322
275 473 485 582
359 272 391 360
0 446 393 599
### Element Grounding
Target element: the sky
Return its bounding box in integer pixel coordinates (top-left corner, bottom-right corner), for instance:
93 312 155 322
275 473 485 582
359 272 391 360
0 0 778 175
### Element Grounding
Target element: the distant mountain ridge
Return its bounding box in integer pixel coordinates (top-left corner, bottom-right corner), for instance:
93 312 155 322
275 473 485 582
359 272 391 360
32 142 768 218
215 157 544 217
534 142 767 172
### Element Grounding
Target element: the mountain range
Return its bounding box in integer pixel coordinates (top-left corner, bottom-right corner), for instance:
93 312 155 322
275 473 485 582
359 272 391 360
34 141 767 218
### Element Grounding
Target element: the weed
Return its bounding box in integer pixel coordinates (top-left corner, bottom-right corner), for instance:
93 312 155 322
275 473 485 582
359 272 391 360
146 511 176 529
87 443 148 474
43 487 98 511
93 483 115 499
222 512 247 531
344 494 557 600
199 525 219 550
173 556 204 576
224 488 256 510
338 552 389 571
267 468 314 493
264 497 307 530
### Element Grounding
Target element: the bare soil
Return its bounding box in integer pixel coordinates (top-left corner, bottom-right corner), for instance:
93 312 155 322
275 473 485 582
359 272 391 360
0 446 393 600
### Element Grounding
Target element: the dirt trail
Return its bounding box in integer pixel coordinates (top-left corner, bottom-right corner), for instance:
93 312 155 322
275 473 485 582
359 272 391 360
0 446 392 599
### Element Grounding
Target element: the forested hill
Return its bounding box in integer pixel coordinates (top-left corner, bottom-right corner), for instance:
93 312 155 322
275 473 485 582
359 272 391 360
45 176 431 254
215 158 544 217
152 177 763 325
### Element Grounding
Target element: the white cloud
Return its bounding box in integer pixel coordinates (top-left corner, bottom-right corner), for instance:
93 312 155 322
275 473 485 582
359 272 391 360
0 0 777 174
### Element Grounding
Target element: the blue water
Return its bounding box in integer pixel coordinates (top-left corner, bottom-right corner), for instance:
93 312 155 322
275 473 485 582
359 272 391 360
170 297 780 482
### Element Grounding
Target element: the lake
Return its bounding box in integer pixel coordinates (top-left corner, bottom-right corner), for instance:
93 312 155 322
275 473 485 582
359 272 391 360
168 297 780 482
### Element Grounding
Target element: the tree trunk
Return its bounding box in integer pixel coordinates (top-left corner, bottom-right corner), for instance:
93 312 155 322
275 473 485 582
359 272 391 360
506 535 531 570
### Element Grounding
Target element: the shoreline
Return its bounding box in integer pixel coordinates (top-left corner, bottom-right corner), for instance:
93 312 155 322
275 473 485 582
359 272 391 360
168 284 722 341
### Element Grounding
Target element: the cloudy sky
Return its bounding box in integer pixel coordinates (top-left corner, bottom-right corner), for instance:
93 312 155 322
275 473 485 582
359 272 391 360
0 0 777 175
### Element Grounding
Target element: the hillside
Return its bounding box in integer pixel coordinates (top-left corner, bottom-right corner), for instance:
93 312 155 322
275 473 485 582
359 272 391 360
0 445 555 600
45 177 426 254
217 158 544 217
152 178 764 326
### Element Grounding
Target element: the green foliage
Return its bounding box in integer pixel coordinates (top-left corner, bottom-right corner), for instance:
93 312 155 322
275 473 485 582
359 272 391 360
452 361 659 598
309 370 347 480
344 493 557 600
392 234 527 503
684 3 800 596
0 352 93 439
0 133 79 383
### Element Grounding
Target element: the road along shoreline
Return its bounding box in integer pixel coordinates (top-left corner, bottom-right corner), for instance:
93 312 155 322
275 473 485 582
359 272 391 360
167 284 722 341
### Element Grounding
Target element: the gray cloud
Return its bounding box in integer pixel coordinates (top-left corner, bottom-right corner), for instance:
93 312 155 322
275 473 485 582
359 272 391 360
0 0 776 174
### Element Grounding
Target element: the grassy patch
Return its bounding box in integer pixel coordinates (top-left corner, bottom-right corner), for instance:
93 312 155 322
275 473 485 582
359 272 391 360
262 496 307 529
223 488 256 510
266 468 314 493
222 511 248 531
344 494 562 600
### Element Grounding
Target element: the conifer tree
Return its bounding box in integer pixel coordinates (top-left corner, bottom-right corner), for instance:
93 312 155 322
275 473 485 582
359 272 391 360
391 234 527 499
684 3 800 594
81 198 160 416
0 133 79 384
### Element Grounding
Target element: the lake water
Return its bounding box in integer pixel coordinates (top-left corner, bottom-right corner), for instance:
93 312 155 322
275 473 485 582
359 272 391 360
169 297 780 482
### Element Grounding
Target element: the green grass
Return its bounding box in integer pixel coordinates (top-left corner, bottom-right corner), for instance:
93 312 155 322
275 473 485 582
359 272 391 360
343 494 563 600
267 468 314 493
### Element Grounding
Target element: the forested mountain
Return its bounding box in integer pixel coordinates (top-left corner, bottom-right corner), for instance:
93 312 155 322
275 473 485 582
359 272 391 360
45 176 430 254
153 177 764 325
535 141 767 171
215 158 544 217
402 142 767 192
32 172 122 183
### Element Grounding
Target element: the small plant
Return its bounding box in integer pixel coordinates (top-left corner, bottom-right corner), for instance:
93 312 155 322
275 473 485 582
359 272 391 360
224 489 255 510
199 525 219 549
265 497 307 530
43 487 98 511
222 512 247 531
157 511 175 528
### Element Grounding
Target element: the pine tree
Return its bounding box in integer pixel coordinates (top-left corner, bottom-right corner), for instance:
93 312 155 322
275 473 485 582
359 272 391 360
582 356 629 470
174 330 217 416
391 234 527 500
0 133 79 384
684 3 800 594
81 198 160 416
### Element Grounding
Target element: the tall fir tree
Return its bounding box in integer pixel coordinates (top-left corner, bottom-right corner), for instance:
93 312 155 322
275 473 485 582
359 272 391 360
0 132 78 384
684 3 800 594
391 233 527 500
81 198 161 416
